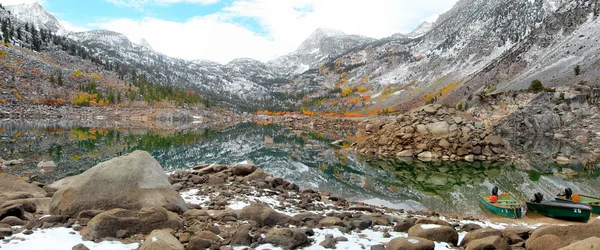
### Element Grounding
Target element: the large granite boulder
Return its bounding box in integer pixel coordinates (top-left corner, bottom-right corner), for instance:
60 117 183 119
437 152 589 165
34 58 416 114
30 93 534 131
526 222 600 248
239 203 290 227
460 228 503 246
387 237 435 250
264 228 309 249
559 237 600 250
408 224 459 245
50 151 187 216
465 236 509 250
0 173 47 202
85 206 182 240
139 229 184 250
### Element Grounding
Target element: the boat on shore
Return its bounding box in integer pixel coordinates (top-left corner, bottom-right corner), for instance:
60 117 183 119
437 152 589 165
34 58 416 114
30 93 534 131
527 192 592 222
479 187 524 219
555 188 600 214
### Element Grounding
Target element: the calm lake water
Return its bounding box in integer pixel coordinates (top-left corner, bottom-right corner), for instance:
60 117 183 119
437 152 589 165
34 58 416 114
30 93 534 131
2 120 600 216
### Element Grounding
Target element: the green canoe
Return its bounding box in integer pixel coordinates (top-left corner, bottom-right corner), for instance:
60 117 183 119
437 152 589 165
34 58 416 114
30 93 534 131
526 200 592 222
479 195 523 219
556 194 600 214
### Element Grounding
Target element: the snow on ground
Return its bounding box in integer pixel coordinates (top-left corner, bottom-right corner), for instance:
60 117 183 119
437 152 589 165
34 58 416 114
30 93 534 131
180 189 211 205
234 227 455 250
0 227 138 250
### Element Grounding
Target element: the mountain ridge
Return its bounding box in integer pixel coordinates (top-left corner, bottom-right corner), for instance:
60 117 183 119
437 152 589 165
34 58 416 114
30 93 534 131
1 0 599 114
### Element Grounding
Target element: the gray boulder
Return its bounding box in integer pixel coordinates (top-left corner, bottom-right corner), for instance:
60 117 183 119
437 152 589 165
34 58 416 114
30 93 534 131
50 151 187 216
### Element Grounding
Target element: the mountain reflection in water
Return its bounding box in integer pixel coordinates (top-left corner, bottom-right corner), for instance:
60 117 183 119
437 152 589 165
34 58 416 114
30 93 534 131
1 121 599 216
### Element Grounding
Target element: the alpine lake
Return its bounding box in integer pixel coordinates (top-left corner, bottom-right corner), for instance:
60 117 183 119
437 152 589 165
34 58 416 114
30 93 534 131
2 120 600 217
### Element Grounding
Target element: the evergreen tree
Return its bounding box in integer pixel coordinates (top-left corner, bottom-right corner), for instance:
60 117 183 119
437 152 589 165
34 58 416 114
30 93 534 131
16 27 21 41
0 22 6 44
31 26 41 51
1 20 9 45
57 71 63 86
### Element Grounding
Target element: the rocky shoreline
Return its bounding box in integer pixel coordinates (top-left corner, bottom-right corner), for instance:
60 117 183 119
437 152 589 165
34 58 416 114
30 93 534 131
1 151 600 250
352 104 512 162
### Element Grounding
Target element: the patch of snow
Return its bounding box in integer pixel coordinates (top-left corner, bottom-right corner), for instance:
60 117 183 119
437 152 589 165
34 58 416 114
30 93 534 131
408 239 420 244
227 201 251 210
420 224 442 229
151 236 157 242
0 228 138 250
180 189 210 205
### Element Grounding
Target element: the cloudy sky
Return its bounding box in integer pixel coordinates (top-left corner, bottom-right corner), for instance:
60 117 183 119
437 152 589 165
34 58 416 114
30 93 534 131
1 0 458 64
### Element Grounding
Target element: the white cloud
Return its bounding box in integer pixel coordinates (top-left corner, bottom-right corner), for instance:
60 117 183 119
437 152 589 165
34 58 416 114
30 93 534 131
59 20 90 32
93 0 458 64
93 16 278 63
106 0 220 8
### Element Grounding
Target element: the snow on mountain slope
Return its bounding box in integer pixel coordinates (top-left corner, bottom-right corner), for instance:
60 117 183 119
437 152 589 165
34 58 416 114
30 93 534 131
293 0 600 113
393 21 434 39
67 30 287 111
5 3 66 34
269 28 376 75
4 0 598 113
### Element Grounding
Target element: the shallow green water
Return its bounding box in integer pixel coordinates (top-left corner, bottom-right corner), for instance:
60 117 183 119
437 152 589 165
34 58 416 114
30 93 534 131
2 121 600 216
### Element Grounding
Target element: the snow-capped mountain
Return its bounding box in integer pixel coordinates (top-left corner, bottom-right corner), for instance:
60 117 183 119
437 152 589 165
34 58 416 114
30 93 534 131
66 30 289 111
268 28 376 75
2 0 599 113
4 3 66 34
292 0 600 112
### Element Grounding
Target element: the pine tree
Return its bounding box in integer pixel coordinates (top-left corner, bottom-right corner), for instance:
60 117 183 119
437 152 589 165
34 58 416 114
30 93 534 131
1 20 9 45
0 22 6 44
31 27 41 51
16 27 21 41
57 71 63 86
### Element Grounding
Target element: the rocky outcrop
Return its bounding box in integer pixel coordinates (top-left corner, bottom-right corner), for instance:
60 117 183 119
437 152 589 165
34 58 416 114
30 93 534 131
85 206 183 240
353 104 509 161
498 91 595 137
50 150 187 216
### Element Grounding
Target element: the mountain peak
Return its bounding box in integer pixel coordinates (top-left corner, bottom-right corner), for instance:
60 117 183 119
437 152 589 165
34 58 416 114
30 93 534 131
5 2 66 34
407 21 434 38
311 28 347 38
135 38 153 50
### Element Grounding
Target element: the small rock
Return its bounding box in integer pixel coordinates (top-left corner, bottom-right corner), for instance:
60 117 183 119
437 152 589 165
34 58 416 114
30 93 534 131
72 243 90 250
320 238 337 249
371 244 385 250
555 156 570 165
